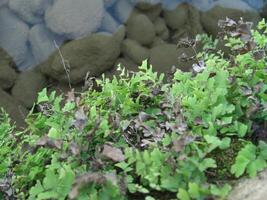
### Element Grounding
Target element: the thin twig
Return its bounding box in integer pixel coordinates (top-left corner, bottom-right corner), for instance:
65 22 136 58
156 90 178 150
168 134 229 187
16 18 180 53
53 40 72 89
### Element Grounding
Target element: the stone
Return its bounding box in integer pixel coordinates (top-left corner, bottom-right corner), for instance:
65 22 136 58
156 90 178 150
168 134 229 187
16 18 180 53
11 70 47 109
104 56 138 79
121 39 150 65
139 3 162 22
104 0 117 8
113 0 134 23
171 5 204 43
0 7 35 70
201 5 260 37
0 0 8 7
149 44 195 74
163 3 188 30
29 24 65 64
8 0 51 24
0 48 18 89
154 17 168 36
0 89 28 128
228 169 267 200
150 37 166 47
39 32 122 84
100 11 120 34
131 0 161 10
45 0 104 39
126 14 156 46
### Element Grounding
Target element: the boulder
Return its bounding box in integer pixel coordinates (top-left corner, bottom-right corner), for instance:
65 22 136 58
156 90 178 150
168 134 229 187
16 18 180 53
39 31 122 84
0 7 35 70
104 57 138 79
171 5 204 43
201 5 261 37
163 3 188 30
0 48 17 89
8 0 52 24
150 37 167 47
29 24 65 64
149 44 195 74
45 0 104 39
0 89 28 128
140 3 162 22
126 14 156 46
121 39 150 65
113 0 134 23
154 17 170 40
11 70 47 108
131 1 161 10
228 169 267 200
100 11 120 34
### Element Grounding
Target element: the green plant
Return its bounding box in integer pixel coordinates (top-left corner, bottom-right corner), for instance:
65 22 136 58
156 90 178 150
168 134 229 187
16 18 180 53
0 18 266 200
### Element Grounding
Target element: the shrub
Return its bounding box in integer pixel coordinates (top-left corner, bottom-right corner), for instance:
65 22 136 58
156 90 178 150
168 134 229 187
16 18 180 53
0 18 266 200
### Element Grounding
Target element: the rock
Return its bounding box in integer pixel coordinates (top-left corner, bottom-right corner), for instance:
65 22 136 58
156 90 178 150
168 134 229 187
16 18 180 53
29 24 65 64
126 14 156 46
201 5 260 37
171 5 204 43
104 57 138 79
121 39 150 65
0 48 18 89
0 7 35 70
150 37 166 47
0 89 28 128
0 0 8 7
100 11 120 33
154 17 170 40
11 70 47 108
104 0 117 8
40 32 121 84
228 169 267 200
113 0 134 23
131 0 161 10
163 3 188 30
154 17 168 36
149 44 195 74
8 0 51 24
139 3 162 22
261 4 267 19
45 0 104 39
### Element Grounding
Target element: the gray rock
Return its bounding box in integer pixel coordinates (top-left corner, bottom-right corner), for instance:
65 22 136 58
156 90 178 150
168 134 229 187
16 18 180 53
0 7 35 70
100 11 120 33
126 14 156 46
228 169 267 200
154 17 170 40
201 5 260 37
0 89 28 128
104 0 117 8
149 44 195 74
0 48 18 89
29 24 65 64
121 39 150 65
140 3 162 22
39 32 122 84
131 0 161 10
8 0 47 24
45 0 104 39
163 3 188 30
104 56 138 79
0 0 8 7
11 70 47 108
113 0 134 23
150 36 166 47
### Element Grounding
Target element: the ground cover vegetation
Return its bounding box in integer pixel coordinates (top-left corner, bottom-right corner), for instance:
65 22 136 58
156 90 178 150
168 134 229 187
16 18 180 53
0 18 266 200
